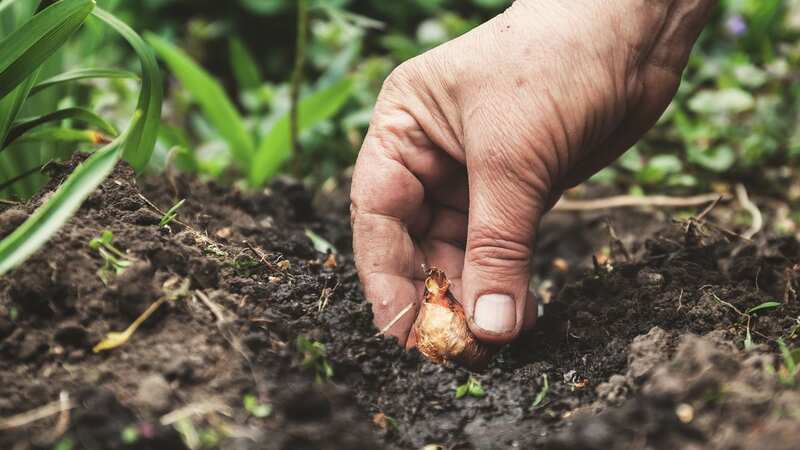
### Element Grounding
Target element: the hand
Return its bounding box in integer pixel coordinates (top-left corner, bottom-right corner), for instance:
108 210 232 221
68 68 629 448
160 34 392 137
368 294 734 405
351 0 715 347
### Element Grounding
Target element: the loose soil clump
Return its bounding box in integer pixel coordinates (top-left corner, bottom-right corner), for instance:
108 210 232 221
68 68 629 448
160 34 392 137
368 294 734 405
1 156 799 449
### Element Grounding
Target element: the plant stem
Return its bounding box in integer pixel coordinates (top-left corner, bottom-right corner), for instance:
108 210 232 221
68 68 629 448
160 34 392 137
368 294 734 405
289 0 308 177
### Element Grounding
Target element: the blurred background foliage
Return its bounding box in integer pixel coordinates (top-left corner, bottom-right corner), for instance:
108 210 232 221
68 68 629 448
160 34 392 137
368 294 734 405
5 0 800 199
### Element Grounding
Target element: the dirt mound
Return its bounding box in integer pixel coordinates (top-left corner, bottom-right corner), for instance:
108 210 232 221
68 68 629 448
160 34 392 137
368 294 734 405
1 156 799 449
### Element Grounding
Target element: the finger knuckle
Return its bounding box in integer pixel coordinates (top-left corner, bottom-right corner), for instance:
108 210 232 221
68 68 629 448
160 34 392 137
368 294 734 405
467 226 531 275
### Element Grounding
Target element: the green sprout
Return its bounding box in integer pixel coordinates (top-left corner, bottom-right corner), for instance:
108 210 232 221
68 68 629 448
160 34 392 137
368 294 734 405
455 376 485 399
243 394 272 418
532 373 550 409
121 426 139 444
777 339 799 386
296 336 333 383
159 198 186 227
89 230 132 284
8 307 18 322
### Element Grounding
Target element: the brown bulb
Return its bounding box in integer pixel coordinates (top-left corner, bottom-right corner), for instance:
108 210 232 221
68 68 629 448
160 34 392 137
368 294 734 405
413 267 494 370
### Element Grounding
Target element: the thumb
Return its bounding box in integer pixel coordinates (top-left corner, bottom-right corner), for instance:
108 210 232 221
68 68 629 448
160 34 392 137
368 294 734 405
462 149 549 344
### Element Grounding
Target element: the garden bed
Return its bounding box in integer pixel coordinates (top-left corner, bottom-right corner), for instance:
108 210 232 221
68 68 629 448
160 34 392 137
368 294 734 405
1 156 799 450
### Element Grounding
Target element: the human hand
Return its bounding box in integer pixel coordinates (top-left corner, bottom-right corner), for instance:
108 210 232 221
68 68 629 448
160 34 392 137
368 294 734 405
351 0 715 347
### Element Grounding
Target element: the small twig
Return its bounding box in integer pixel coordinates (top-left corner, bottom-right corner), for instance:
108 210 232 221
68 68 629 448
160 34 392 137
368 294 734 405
553 193 725 211
0 198 19 206
195 290 228 324
735 183 763 239
0 395 75 430
676 289 684 312
374 303 414 337
696 195 723 221
317 278 340 313
244 241 275 270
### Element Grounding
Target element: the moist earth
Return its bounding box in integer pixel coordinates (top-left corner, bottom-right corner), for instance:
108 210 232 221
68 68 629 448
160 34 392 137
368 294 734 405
1 156 799 450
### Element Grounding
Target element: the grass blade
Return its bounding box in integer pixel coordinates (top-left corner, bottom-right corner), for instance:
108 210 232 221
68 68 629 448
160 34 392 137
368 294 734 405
6 106 116 145
31 67 138 95
9 127 109 145
249 77 353 186
93 7 162 173
229 37 262 91
0 0 94 100
0 70 40 198
147 33 255 168
0 111 139 275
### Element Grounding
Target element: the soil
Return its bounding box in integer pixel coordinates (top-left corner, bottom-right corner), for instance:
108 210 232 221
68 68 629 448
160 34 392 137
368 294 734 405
2 155 800 450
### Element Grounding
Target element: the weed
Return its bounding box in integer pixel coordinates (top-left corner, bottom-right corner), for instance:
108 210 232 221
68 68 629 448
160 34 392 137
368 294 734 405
532 373 550 409
455 376 485 399
89 230 132 284
296 335 334 383
243 394 272 418
777 338 799 386
159 198 186 227
8 306 18 321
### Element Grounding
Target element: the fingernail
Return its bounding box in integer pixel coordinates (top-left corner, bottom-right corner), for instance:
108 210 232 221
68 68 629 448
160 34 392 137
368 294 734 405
474 294 516 334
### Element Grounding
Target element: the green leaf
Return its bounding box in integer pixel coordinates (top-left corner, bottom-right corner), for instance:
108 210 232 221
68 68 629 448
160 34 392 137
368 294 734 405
687 145 735 173
305 228 337 254
93 8 163 173
229 37 262 91
468 382 485 397
0 0 94 101
636 154 682 185
455 384 468 399
6 106 116 145
10 127 107 145
249 77 353 186
30 67 138 95
146 33 254 168
745 301 781 315
0 70 41 199
532 373 549 409
0 111 138 275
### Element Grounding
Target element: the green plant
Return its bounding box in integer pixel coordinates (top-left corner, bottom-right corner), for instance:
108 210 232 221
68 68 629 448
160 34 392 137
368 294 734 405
145 30 353 187
455 376 485 399
243 394 272 418
159 198 185 227
532 373 549 409
89 229 131 284
0 0 162 275
777 338 799 386
296 335 333 382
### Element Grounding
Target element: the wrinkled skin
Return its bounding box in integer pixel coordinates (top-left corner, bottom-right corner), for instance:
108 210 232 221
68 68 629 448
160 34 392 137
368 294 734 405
351 0 716 348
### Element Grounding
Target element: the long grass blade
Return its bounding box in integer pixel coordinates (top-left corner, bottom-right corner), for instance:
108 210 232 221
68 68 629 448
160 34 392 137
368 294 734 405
6 106 116 145
0 111 139 275
249 77 353 186
229 37 262 91
0 70 39 199
93 7 162 173
147 33 255 168
31 67 138 95
0 0 94 101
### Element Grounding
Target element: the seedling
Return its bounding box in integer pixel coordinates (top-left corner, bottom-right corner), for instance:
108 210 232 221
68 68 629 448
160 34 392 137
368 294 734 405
243 394 272 418
532 373 550 409
296 336 333 383
159 198 186 227
777 339 799 386
89 230 132 284
8 307 18 322
708 292 781 350
455 376 486 399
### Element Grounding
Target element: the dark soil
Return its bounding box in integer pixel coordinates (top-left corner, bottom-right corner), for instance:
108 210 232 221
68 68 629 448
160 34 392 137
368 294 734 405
2 156 799 450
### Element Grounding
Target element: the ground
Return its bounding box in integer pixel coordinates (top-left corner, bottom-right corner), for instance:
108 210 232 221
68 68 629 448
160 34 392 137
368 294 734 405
1 156 799 450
